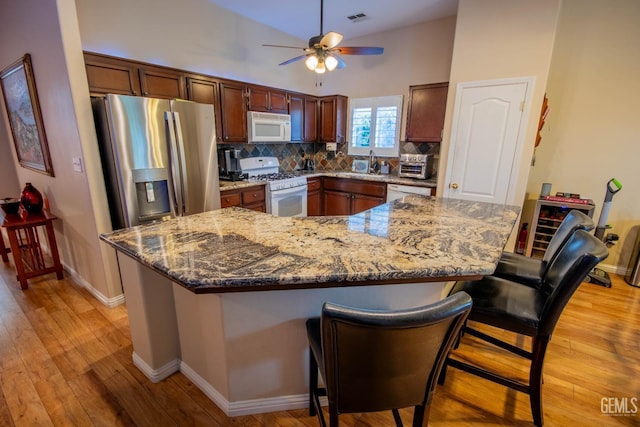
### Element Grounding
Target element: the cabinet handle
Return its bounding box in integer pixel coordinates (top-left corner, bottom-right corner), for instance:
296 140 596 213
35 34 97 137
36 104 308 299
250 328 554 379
450 183 459 189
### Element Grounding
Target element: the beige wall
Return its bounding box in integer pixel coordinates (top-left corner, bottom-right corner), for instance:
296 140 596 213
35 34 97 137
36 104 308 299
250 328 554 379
75 0 318 95
0 0 121 302
526 0 640 271
438 0 561 251
0 112 19 196
316 16 456 98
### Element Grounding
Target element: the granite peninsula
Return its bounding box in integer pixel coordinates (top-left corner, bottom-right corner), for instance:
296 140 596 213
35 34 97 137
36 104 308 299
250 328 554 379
100 196 520 293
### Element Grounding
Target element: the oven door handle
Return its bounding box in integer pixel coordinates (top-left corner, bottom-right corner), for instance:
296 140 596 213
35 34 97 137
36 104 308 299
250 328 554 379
269 184 308 197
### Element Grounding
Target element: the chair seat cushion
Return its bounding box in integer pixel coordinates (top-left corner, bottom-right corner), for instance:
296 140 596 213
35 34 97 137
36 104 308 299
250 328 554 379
493 252 544 288
450 276 543 336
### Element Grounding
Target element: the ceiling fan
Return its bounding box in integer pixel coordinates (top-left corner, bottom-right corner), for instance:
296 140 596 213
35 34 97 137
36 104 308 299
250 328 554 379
262 0 384 74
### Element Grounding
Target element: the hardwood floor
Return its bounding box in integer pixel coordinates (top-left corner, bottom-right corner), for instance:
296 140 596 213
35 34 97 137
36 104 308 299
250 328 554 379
0 259 638 426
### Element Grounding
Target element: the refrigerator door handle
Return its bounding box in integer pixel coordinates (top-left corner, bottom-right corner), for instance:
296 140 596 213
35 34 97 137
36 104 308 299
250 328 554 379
172 112 190 215
165 111 183 216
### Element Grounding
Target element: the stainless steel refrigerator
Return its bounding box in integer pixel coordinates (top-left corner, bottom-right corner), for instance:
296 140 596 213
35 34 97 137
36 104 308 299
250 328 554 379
92 94 220 230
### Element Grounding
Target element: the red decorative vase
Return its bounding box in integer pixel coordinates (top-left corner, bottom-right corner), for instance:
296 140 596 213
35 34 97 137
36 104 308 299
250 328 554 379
20 182 44 213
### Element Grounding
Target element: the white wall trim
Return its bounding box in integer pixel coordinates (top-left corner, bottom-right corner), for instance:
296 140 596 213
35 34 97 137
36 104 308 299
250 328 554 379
179 361 324 417
62 262 125 307
132 352 180 383
596 262 629 278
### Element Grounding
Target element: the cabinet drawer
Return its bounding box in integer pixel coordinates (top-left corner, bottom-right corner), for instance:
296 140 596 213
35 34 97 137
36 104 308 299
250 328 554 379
242 188 265 204
323 178 385 197
220 192 241 208
307 178 321 192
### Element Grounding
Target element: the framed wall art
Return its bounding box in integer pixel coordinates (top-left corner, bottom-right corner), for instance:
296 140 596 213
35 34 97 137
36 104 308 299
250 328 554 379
0 53 54 176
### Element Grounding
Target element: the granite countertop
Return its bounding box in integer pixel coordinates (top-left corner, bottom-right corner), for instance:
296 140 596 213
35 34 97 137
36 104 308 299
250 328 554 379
219 170 437 191
100 197 519 294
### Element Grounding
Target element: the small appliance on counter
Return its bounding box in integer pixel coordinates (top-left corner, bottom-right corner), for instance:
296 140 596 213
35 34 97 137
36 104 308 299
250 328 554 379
218 148 248 181
398 154 434 179
303 156 314 171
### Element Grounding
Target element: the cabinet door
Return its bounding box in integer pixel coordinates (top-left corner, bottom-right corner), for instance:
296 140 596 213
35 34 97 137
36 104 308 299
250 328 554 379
219 81 248 143
187 77 223 147
320 95 347 143
220 191 242 208
307 178 322 216
288 93 304 142
187 77 218 104
247 85 269 112
352 194 385 214
139 67 185 99
84 52 141 96
268 89 288 114
324 190 351 216
304 96 318 142
405 82 448 142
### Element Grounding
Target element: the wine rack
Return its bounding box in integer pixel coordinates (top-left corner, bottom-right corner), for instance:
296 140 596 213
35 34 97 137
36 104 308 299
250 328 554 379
525 199 595 259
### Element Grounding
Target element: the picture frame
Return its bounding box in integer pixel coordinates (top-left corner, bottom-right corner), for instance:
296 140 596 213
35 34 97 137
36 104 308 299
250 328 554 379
352 159 369 173
0 54 54 176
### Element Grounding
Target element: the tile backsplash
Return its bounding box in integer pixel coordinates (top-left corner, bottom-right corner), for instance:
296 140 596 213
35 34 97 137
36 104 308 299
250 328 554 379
217 142 439 176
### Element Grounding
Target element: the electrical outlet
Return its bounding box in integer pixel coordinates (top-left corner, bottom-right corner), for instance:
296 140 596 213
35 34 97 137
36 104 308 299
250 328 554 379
326 142 337 151
72 157 83 173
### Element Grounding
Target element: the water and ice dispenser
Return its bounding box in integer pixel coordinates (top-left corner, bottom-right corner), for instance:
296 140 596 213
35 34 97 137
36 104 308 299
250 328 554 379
132 168 171 222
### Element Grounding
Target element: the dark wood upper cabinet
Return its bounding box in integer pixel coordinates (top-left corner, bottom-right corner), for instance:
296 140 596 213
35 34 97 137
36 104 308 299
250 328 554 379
84 52 141 96
319 95 347 143
186 76 223 144
187 77 218 104
405 82 449 142
83 51 326 145
247 85 288 114
138 66 186 99
219 81 248 143
304 96 319 142
268 90 288 114
288 93 304 142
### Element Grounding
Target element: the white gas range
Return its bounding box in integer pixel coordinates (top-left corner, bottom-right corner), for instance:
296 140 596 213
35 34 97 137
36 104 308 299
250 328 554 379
239 157 308 217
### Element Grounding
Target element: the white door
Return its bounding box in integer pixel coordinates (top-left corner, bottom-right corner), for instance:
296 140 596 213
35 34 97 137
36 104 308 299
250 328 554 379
444 78 533 205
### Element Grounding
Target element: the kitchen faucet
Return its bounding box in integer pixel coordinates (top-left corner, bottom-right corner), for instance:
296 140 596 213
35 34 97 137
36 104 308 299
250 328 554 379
369 150 377 173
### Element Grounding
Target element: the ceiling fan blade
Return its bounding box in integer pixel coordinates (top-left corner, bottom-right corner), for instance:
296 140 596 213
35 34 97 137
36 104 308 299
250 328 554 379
263 44 309 51
319 31 343 49
334 46 384 55
327 53 347 69
278 54 310 66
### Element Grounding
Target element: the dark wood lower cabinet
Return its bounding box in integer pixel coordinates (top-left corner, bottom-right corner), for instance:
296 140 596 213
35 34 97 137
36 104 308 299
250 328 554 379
220 185 265 212
322 177 386 215
307 178 322 216
323 190 351 216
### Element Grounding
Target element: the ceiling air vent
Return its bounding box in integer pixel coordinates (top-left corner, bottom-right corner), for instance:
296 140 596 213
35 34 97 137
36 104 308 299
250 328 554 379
347 13 368 23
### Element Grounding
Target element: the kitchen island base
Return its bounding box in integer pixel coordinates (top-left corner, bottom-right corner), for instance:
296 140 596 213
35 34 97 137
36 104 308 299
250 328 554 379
118 253 448 416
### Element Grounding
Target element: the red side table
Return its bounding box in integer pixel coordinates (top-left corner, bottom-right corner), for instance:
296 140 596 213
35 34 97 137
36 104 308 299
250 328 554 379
1 209 63 289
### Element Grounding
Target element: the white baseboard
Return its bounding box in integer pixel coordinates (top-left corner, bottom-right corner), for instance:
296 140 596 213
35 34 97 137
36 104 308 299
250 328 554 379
132 352 180 383
595 262 628 277
179 361 317 417
62 262 125 308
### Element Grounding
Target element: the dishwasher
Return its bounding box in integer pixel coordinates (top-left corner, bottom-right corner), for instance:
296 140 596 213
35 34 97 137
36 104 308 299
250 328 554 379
387 184 433 202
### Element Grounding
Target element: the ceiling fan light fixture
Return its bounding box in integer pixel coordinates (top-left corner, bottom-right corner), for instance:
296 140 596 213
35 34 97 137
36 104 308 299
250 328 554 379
314 59 326 74
325 55 338 71
305 55 319 71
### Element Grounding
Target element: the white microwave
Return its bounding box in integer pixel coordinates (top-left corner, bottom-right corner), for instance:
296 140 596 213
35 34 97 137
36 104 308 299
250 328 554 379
247 111 291 143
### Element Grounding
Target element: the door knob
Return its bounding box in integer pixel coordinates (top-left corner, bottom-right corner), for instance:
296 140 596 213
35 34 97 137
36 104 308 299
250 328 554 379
450 183 459 189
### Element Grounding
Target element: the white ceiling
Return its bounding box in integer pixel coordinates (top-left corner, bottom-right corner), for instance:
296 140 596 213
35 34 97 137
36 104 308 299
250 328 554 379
206 0 458 43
